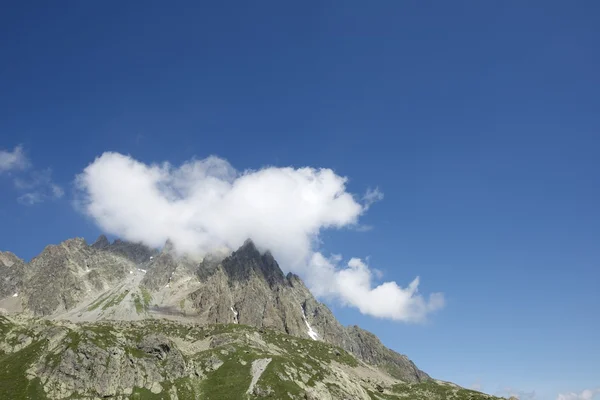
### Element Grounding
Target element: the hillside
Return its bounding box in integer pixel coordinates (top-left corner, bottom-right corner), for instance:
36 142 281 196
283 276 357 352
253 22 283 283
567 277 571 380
0 237 507 400
0 316 505 400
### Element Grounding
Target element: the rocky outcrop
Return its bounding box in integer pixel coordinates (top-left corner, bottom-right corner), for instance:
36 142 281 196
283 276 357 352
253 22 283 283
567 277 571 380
141 242 198 291
0 251 25 299
345 325 429 381
19 238 137 316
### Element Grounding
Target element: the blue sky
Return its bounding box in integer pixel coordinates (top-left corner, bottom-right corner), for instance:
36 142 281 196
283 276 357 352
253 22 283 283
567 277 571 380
1 2 599 399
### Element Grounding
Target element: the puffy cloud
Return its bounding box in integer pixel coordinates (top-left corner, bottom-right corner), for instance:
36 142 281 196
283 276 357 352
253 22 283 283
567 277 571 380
76 152 443 322
0 145 29 173
307 254 444 322
557 389 600 400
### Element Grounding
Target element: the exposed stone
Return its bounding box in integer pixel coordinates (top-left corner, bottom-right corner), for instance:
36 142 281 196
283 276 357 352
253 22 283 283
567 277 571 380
3 236 428 390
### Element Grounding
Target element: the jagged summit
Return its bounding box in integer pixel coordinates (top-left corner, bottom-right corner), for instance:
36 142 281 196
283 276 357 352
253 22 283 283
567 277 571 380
222 238 286 288
91 234 110 249
241 237 258 250
162 238 175 254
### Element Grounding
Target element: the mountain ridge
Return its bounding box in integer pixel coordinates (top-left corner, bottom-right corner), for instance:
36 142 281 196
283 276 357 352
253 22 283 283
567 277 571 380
0 236 505 400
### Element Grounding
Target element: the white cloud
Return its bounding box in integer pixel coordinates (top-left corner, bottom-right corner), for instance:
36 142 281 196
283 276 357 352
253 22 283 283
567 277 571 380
0 145 29 173
14 168 64 205
363 187 384 210
557 389 600 400
307 254 444 322
0 146 63 205
75 152 444 322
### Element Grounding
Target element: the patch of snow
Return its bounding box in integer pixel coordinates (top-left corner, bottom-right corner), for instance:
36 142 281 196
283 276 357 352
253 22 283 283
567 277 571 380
230 306 239 324
301 306 319 340
129 270 133 274
150 256 154 260
305 321 319 340
137 268 147 273
12 293 18 297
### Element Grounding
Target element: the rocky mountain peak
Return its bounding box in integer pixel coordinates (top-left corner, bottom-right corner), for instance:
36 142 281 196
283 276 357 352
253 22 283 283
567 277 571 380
0 251 23 268
89 235 157 264
91 234 110 249
237 238 260 255
222 239 285 288
162 239 175 254
285 272 304 287
62 237 88 249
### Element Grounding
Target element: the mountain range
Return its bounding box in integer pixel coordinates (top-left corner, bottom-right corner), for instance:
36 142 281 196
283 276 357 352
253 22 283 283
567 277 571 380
0 236 510 400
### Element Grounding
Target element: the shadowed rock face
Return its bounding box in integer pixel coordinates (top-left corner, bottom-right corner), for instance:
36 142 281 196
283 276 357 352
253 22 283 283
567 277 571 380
92 235 158 264
90 234 110 249
2 236 429 384
221 240 286 288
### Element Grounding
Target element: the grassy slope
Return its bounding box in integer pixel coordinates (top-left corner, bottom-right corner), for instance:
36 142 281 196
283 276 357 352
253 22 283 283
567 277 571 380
0 317 506 400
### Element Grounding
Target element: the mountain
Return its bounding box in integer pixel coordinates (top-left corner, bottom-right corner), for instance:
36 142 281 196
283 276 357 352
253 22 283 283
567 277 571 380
0 237 506 400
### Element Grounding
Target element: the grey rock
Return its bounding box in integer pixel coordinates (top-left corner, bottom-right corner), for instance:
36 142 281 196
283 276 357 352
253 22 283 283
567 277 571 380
186 240 428 383
90 234 110 249
0 251 26 298
94 235 158 264
19 237 138 315
6 236 429 385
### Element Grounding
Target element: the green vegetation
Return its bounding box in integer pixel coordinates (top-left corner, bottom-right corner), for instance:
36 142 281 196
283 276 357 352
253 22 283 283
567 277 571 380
130 386 169 399
132 287 154 315
86 291 112 311
0 315 14 335
256 357 304 398
102 290 130 310
0 318 505 400
141 287 153 307
0 340 47 399
261 327 358 368
201 357 252 400
133 294 145 314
